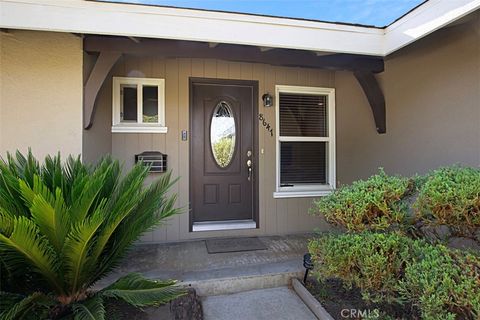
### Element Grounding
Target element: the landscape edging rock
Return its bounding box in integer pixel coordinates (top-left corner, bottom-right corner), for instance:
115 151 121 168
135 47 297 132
291 278 335 320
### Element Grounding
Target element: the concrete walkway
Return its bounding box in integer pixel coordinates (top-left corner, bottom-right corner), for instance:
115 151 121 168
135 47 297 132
202 287 316 320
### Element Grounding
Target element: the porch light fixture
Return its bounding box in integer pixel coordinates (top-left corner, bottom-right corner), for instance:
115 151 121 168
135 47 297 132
262 93 273 107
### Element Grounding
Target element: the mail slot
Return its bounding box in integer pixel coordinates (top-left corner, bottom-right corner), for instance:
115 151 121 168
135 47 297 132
135 151 167 173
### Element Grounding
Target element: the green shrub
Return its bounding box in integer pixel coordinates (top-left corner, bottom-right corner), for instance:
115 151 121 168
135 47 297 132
0 151 184 319
308 232 412 303
309 232 480 319
398 244 480 320
414 166 480 233
212 137 234 167
310 169 412 231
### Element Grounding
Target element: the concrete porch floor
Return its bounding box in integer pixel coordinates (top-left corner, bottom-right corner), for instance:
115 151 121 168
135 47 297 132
96 233 313 294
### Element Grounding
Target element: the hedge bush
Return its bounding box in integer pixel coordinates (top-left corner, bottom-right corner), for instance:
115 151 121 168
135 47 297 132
309 232 480 319
308 232 411 303
398 244 480 320
310 169 412 232
414 166 480 233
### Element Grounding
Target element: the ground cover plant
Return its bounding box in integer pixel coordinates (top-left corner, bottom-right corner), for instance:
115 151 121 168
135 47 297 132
309 166 480 319
0 151 184 319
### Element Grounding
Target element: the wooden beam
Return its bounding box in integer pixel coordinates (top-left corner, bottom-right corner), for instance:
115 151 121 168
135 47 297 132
259 46 274 52
84 51 121 129
315 51 335 57
128 36 140 43
0 28 12 36
354 71 386 134
71 33 84 39
84 36 384 73
83 36 386 133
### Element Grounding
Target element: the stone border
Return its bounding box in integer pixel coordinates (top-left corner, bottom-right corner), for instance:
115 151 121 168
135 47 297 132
291 278 335 320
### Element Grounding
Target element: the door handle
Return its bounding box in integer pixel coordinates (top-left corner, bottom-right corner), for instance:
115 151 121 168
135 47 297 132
247 159 252 181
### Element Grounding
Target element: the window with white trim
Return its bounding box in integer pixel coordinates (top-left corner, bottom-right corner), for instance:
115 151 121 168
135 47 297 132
112 77 167 133
274 85 336 198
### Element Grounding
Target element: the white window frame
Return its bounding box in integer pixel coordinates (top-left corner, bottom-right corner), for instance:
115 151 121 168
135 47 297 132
112 77 167 133
273 85 336 199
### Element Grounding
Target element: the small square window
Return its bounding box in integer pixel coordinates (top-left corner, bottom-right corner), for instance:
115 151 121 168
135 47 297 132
112 77 167 133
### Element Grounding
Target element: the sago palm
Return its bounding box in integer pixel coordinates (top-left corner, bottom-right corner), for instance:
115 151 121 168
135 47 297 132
0 151 184 319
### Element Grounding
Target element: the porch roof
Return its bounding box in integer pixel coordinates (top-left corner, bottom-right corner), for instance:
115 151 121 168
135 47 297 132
82 35 388 134
1 0 479 56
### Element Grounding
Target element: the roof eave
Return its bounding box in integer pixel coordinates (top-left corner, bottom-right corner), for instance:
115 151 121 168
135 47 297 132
0 0 384 56
384 0 480 55
0 0 478 56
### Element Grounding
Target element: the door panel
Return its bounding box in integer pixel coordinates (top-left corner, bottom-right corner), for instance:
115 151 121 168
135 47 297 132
190 79 258 224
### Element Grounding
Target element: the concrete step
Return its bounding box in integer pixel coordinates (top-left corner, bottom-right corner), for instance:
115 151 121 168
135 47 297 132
120 259 304 296
94 234 311 295
179 260 304 296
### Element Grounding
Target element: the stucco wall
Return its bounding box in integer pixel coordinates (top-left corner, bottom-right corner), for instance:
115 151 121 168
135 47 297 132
336 13 480 183
0 30 83 160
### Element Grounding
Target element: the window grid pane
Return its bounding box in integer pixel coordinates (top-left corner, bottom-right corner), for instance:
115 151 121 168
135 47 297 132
120 84 137 122
142 85 159 123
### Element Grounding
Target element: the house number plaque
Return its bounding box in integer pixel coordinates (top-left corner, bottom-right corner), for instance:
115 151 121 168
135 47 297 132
258 113 273 137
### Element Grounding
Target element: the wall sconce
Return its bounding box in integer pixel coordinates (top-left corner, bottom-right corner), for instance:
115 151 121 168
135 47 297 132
262 93 273 107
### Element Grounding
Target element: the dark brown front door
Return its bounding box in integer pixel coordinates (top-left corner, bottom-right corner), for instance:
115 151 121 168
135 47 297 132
190 78 258 225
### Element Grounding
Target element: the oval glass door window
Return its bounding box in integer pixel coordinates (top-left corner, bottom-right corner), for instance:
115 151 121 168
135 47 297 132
211 101 236 168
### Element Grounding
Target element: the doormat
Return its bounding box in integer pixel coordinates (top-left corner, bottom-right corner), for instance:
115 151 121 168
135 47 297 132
205 237 267 254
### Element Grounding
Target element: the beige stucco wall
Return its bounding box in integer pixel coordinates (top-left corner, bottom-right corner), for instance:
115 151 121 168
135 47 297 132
0 30 83 160
336 13 480 183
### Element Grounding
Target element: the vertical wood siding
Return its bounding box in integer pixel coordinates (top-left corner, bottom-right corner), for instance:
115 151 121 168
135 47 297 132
87 57 333 242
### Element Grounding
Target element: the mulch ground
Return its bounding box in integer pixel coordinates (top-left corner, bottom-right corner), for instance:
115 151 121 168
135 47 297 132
304 278 419 319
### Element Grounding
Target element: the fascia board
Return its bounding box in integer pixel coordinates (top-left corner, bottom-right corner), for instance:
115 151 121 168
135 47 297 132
384 0 480 55
0 0 384 56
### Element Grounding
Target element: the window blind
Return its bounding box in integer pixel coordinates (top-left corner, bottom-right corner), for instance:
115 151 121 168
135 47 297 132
280 142 327 185
279 93 327 137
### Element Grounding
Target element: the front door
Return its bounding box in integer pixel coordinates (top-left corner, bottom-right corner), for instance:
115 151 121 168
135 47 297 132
190 78 258 226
